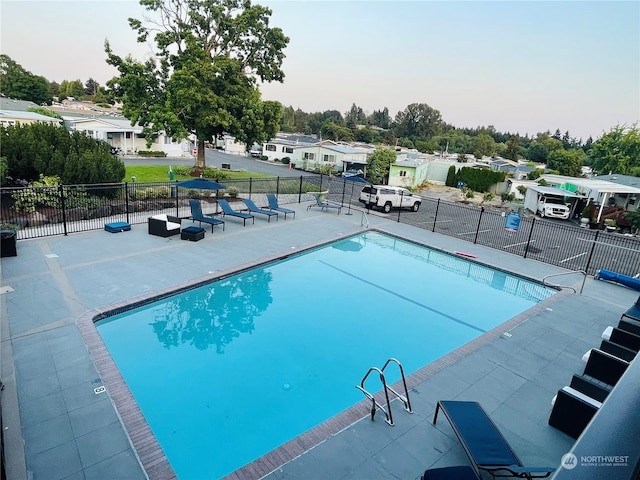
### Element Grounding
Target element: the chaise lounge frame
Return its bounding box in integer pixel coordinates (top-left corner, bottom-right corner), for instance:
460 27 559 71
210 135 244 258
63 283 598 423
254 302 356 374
433 400 554 479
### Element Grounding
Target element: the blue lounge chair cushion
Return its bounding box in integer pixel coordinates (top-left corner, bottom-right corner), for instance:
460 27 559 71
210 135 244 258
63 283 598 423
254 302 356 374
433 401 554 478
436 401 519 467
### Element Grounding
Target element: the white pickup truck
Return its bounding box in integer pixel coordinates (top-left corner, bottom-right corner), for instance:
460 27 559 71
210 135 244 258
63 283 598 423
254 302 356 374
537 196 571 219
359 185 421 213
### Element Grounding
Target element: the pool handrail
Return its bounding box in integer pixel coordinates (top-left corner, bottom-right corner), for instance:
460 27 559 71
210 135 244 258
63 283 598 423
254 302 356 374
542 270 587 294
356 357 413 426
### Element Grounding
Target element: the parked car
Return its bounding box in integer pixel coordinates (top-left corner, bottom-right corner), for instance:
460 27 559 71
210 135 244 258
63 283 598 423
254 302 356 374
341 169 364 178
359 185 421 213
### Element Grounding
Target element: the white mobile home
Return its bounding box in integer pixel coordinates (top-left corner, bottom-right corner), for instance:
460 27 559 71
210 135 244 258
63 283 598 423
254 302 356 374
292 142 368 173
65 116 193 156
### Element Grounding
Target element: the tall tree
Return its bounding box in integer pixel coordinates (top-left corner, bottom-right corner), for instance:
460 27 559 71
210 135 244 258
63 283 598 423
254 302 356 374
546 148 586 177
370 107 391 129
588 124 640 175
344 103 365 129
84 78 99 96
366 147 396 183
393 103 443 139
58 79 85 100
105 0 289 171
0 54 52 104
472 133 497 159
504 134 521 161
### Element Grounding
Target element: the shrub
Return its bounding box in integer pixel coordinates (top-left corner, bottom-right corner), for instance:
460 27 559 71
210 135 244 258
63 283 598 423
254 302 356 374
132 186 170 200
11 175 61 212
137 150 166 157
201 167 229 180
260 155 268 161
624 210 640 234
0 157 8 186
461 187 475 198
226 186 239 198
483 192 495 202
445 165 456 187
172 166 190 176
1 123 124 184
455 167 505 193
501 192 515 203
281 157 291 164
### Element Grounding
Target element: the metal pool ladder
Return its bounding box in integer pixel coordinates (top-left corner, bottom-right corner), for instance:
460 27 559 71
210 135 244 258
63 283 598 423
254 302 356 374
356 358 413 426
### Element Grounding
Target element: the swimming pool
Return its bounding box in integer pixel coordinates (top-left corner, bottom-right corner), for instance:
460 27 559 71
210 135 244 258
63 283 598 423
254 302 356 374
95 231 554 479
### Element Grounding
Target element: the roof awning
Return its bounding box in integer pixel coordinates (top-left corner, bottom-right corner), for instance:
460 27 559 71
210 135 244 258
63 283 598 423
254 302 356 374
531 186 581 198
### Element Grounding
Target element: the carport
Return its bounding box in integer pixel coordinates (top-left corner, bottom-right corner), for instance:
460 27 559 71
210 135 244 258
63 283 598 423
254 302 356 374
541 175 640 222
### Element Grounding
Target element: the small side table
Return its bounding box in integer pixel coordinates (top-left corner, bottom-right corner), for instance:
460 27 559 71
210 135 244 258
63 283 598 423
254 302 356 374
181 226 205 242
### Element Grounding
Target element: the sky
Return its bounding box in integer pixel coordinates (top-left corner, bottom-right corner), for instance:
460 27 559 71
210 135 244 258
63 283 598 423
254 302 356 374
1 1 638 141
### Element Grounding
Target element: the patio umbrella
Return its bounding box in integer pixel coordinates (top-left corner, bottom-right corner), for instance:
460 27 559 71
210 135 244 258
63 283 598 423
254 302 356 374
177 177 227 214
342 175 369 215
176 177 227 191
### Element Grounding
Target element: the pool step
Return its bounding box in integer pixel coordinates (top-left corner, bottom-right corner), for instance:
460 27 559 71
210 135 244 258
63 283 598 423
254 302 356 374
356 358 413 426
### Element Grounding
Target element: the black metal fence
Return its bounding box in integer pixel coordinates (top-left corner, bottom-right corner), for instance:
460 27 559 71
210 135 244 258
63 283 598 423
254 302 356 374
1 176 639 277
383 196 640 278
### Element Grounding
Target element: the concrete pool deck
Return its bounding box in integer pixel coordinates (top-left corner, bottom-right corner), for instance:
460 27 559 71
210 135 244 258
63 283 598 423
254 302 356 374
1 203 638 480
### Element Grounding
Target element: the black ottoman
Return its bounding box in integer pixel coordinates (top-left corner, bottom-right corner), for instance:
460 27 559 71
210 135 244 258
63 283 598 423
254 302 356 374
181 226 205 241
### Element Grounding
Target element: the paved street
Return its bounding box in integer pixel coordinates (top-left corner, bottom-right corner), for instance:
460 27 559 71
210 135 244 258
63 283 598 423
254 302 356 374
122 149 300 177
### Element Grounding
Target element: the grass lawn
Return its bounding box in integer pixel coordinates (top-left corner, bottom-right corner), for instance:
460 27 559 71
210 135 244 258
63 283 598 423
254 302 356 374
124 165 273 182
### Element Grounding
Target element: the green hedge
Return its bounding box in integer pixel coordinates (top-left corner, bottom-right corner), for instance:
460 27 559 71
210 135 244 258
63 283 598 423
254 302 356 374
455 167 505 193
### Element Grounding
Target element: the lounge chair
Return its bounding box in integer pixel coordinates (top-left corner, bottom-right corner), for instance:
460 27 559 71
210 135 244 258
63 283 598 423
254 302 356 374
241 198 278 222
582 348 629 386
217 199 254 226
266 193 295 219
602 326 640 352
622 296 640 322
307 193 341 214
599 339 637 362
189 199 225 232
567 374 611 403
619 318 640 336
548 385 602 439
433 400 554 479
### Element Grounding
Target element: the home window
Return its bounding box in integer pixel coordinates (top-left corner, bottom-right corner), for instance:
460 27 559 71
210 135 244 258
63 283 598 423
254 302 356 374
304 152 315 160
266 144 276 152
125 132 132 139
283 147 294 154
399 170 407 177
322 154 336 162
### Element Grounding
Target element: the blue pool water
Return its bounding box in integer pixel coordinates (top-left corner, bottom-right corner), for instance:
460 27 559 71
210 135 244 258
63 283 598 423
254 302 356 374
96 232 554 479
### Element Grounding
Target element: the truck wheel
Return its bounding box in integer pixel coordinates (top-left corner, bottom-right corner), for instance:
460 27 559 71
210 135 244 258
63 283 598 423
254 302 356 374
412 202 421 212
383 202 392 213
